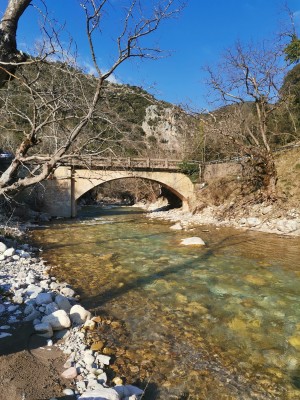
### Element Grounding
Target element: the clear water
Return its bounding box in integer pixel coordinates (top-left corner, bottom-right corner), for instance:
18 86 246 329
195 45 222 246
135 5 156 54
31 206 300 399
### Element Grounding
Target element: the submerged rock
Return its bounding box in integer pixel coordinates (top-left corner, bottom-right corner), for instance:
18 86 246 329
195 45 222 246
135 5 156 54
170 222 183 230
180 237 205 246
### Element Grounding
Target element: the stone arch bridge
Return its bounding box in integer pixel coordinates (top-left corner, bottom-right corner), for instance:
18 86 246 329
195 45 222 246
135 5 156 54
36 156 241 217
39 157 198 217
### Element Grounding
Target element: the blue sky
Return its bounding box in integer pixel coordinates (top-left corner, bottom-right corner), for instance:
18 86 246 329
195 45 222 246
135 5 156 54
2 0 300 109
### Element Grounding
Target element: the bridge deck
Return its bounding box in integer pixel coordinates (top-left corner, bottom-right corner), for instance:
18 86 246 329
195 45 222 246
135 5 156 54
61 156 199 171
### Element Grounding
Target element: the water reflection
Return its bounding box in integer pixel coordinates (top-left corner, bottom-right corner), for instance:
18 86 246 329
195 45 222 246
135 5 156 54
31 206 300 399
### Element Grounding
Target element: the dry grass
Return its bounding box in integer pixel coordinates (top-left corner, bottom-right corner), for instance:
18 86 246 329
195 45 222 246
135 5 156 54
275 147 300 208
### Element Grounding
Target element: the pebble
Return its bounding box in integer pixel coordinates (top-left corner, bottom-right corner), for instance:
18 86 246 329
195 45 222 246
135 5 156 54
63 388 74 396
0 237 145 400
61 366 78 379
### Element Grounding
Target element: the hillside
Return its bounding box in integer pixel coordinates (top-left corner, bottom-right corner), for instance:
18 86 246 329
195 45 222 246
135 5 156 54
0 62 198 161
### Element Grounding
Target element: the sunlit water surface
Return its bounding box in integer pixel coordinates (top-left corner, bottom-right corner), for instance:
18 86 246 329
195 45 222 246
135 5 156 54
31 206 300 399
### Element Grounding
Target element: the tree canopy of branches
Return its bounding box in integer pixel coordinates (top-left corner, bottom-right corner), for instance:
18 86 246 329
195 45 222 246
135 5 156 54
205 40 289 200
0 0 182 201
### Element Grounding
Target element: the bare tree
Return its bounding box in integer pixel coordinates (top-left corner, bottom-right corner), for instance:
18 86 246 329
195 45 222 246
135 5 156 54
0 0 182 200
205 40 288 199
0 0 32 86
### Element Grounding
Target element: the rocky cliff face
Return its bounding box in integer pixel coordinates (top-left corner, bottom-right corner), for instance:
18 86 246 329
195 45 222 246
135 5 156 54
141 103 195 157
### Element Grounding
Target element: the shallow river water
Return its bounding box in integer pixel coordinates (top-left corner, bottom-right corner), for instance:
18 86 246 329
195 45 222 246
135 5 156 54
31 206 300 399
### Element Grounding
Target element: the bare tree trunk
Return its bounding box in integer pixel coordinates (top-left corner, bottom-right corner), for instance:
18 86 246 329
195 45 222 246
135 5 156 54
0 0 31 86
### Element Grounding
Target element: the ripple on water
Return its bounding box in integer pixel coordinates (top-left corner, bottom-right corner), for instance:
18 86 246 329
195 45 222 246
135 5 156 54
31 206 300 399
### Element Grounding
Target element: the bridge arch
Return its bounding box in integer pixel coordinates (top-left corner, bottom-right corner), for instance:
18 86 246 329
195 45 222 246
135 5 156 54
73 169 195 214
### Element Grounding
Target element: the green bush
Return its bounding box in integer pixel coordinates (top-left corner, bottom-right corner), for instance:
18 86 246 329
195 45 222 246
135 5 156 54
178 161 200 183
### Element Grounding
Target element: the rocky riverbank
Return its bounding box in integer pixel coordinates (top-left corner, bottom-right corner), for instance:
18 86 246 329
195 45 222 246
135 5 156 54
137 201 300 237
0 235 144 400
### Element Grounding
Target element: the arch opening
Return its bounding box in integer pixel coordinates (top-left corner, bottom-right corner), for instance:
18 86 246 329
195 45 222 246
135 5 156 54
78 177 183 210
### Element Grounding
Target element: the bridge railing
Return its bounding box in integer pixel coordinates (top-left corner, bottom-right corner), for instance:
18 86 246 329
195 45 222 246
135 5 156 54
62 156 193 171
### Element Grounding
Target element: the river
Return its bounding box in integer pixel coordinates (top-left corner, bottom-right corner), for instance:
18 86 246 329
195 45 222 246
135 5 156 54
31 205 300 399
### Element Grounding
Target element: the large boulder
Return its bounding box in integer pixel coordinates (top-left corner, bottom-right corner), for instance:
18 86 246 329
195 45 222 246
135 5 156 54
70 304 91 325
34 322 53 338
42 310 71 330
35 292 53 305
55 294 72 312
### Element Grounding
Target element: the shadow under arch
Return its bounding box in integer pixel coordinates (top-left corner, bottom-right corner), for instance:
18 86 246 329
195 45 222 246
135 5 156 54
75 175 185 209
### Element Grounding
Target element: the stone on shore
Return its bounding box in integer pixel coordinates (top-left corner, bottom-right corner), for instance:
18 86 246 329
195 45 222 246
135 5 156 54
170 222 183 230
55 294 72 312
114 385 144 398
180 237 205 246
60 287 76 298
42 310 71 330
70 304 91 325
34 322 53 338
78 388 120 400
0 242 7 253
246 217 261 227
61 366 78 380
35 292 53 305
277 219 299 233
3 247 15 257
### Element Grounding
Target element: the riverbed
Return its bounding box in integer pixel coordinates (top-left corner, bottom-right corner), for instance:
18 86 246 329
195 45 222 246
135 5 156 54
31 206 300 399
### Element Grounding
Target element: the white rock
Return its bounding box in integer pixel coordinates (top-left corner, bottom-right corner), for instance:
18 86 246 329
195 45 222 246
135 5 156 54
96 354 111 365
55 294 72 312
0 242 7 253
39 280 49 289
76 381 87 392
42 310 71 330
63 388 74 396
246 217 261 227
277 219 299 233
180 237 205 246
0 325 10 330
97 372 107 384
170 222 183 230
34 322 53 338
261 205 273 215
4 247 15 257
61 366 77 379
78 388 120 400
50 282 59 290
12 255 20 261
83 353 95 366
35 292 53 305
0 254 5 261
26 284 43 298
60 287 75 298
70 304 91 325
